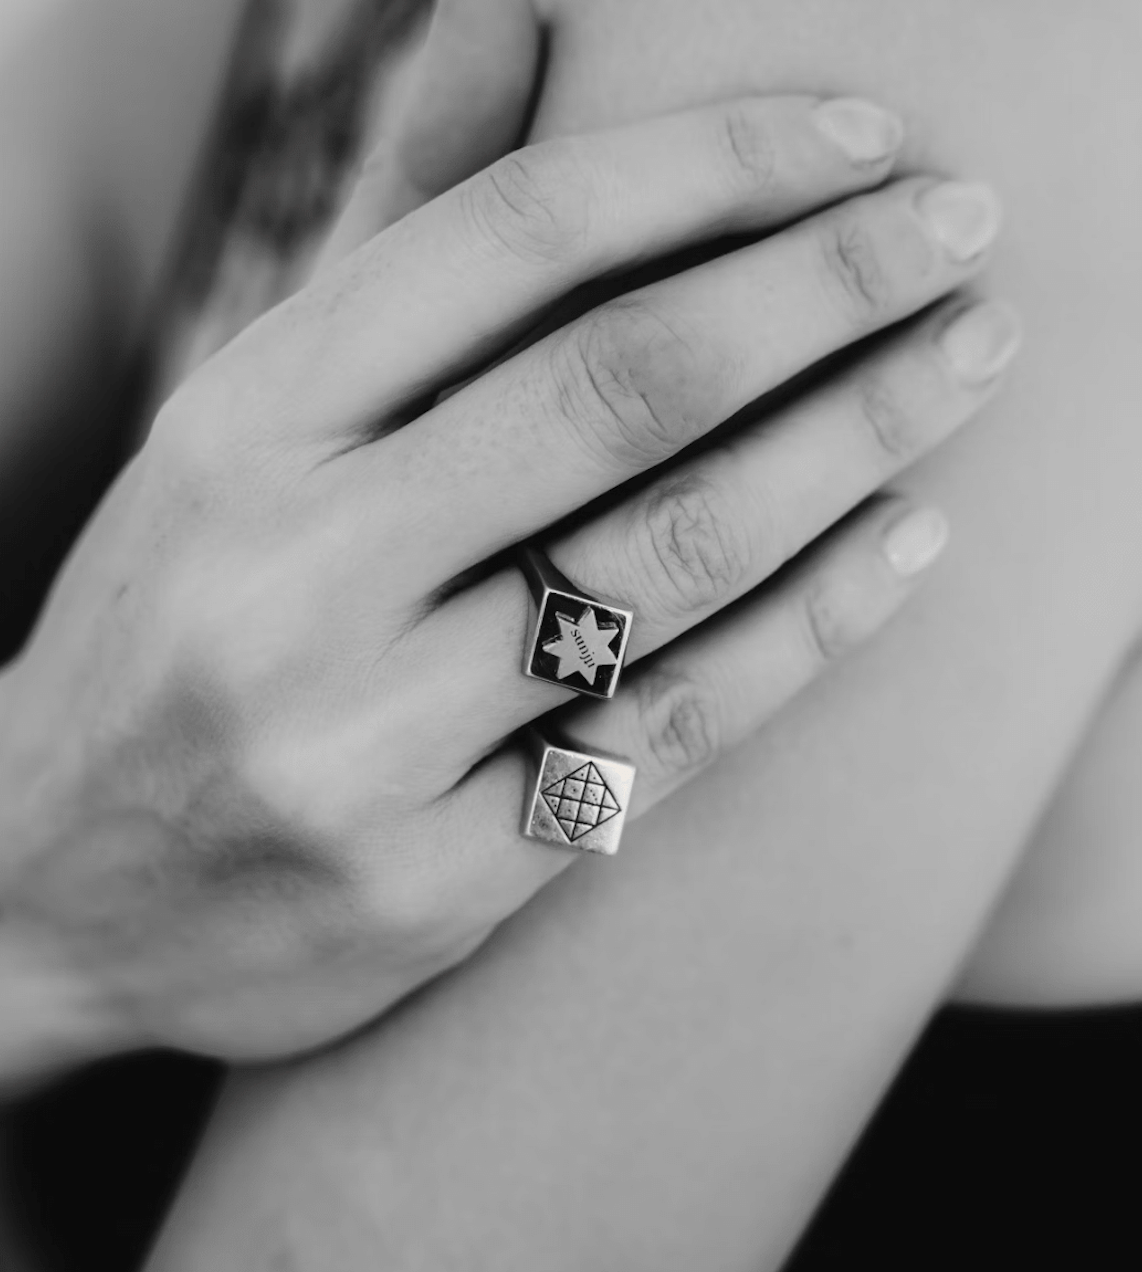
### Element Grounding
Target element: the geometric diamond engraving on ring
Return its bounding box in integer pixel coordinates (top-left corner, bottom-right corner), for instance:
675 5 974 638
542 761 621 843
523 741 636 856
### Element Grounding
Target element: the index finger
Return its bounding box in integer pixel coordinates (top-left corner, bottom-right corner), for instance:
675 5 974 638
206 95 905 448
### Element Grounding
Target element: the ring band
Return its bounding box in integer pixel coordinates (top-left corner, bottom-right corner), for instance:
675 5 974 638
519 546 634 699
522 731 636 856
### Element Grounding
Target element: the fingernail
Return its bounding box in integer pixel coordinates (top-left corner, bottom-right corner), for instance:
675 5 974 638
882 506 949 576
916 181 1002 262
813 98 905 165
940 300 1022 382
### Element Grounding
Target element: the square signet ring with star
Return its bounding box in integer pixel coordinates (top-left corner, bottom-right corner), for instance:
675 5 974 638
519 546 634 700
522 733 636 856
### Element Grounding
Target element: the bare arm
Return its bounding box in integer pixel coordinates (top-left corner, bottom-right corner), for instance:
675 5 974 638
960 647 1142 1006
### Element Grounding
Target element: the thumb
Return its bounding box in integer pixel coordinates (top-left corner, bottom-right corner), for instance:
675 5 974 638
315 0 543 269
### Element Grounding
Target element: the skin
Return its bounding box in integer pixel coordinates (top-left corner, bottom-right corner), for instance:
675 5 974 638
138 2 1142 1270
0 0 1133 1012
1 0 1135 1031
962 647 1142 1006
0 15 1011 1081
0 0 245 664
4 101 998 1073
0 0 1140 1266
0 0 248 1087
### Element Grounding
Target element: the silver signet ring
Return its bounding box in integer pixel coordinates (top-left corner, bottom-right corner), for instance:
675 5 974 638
522 730 636 856
519 546 634 700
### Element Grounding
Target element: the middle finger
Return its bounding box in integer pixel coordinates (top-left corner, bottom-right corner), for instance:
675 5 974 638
367 175 1001 590
413 293 1020 766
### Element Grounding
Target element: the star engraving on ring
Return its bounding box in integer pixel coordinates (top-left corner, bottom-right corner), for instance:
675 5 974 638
541 605 621 687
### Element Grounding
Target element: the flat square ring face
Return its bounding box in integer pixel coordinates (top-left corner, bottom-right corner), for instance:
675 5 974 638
523 745 636 856
524 588 634 700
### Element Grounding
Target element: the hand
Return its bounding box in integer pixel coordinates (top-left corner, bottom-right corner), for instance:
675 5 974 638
0 95 1017 1067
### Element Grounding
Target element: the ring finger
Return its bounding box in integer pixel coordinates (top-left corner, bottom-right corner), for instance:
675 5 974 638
438 495 947 901
415 294 1021 767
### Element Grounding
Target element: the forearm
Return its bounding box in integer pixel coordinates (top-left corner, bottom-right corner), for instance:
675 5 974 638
960 647 1142 1006
0 667 122 1092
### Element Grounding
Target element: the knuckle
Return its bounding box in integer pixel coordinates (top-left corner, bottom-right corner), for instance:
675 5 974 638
552 299 705 469
364 826 482 949
853 371 921 461
715 101 778 193
461 144 589 265
637 666 723 781
819 210 893 320
149 367 289 509
639 473 751 618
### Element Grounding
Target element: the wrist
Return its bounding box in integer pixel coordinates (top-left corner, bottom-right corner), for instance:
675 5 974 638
0 925 130 1098
0 663 132 1089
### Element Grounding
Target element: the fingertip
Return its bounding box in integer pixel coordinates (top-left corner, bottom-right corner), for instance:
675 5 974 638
938 299 1023 385
811 97 905 167
880 504 950 578
801 499 947 664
